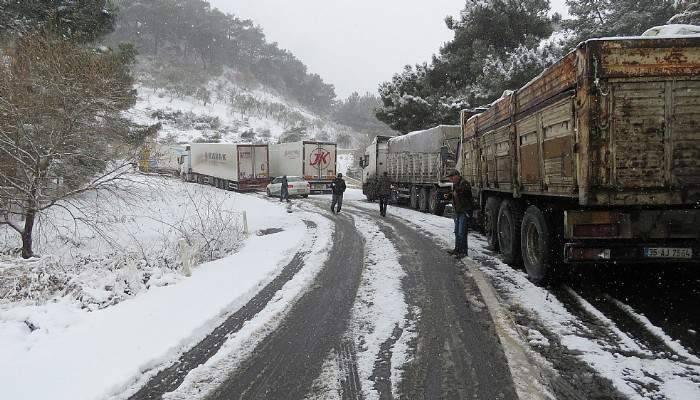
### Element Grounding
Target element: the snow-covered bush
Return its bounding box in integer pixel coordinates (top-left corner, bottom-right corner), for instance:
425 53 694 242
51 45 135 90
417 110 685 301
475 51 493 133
0 176 244 310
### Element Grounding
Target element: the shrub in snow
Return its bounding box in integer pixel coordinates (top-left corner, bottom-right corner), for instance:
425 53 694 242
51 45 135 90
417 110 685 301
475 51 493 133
0 176 244 310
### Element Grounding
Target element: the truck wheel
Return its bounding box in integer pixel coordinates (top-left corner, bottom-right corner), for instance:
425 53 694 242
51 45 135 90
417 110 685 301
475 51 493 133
410 186 419 210
419 187 429 212
497 199 524 266
521 206 554 285
428 187 446 216
484 197 501 251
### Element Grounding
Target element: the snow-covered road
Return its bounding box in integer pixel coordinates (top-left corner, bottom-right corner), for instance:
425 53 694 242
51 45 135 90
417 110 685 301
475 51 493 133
3 186 699 400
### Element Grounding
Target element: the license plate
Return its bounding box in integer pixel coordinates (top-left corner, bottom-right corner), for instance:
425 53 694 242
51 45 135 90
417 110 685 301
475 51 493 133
312 184 326 190
643 247 693 259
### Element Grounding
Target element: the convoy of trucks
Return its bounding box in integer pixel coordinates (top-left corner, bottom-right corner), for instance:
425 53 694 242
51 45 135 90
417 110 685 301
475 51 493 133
359 125 461 216
146 32 699 285
269 141 337 193
179 143 270 191
458 36 700 283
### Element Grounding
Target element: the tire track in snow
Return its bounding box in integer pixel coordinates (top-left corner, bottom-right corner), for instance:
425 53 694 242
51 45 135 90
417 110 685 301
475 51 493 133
347 204 517 400
344 213 415 400
127 221 318 400
183 208 363 400
352 200 700 399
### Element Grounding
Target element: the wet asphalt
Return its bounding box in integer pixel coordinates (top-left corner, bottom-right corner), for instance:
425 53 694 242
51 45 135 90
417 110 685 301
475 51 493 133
206 209 365 399
129 199 520 399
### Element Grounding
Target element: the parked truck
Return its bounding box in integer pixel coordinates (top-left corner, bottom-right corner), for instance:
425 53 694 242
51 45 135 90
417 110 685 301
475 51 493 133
268 141 337 193
139 142 186 176
461 36 700 284
180 143 269 191
360 125 462 215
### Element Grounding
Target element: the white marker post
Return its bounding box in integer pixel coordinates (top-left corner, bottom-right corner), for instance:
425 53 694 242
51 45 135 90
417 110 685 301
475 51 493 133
178 238 192 277
242 210 249 235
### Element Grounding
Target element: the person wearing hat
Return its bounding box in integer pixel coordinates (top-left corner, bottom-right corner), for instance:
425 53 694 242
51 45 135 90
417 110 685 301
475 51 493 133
330 173 347 214
447 169 473 257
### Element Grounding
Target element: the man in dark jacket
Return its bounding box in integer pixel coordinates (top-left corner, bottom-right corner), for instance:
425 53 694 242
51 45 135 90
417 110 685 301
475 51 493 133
330 173 347 214
377 172 391 217
280 175 289 203
447 170 473 257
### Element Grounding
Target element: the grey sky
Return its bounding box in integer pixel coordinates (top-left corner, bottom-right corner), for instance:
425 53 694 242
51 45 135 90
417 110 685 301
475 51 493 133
208 0 570 99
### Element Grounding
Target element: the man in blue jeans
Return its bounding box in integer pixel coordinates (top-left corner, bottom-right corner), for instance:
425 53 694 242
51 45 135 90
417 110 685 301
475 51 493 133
447 170 473 258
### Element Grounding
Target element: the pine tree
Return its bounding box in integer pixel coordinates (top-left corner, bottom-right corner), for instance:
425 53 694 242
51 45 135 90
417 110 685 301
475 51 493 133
0 0 117 41
668 1 700 25
563 0 679 46
376 0 555 134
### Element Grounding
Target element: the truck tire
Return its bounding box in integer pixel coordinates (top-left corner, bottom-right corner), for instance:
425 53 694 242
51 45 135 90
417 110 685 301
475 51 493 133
429 187 446 216
497 199 524 266
521 206 554 285
410 186 419 210
419 187 429 212
484 197 501 251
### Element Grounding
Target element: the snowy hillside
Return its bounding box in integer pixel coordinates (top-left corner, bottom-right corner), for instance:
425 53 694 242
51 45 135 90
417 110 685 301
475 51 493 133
126 68 361 148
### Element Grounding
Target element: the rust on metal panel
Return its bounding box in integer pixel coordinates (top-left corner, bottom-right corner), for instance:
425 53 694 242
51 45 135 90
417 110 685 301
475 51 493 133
478 95 512 132
542 137 573 175
593 38 700 78
462 114 478 139
520 144 540 183
493 126 512 187
516 51 577 115
670 79 700 186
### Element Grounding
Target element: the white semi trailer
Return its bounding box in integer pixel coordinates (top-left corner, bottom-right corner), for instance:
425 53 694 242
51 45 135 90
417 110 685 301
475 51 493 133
269 141 337 193
360 125 461 215
180 143 269 191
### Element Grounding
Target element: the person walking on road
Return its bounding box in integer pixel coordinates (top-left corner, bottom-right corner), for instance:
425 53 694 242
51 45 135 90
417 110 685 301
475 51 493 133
377 172 391 217
330 173 347 214
447 170 473 257
280 175 290 203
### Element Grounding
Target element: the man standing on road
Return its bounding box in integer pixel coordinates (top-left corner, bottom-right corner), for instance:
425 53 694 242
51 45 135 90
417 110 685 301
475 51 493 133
377 172 391 217
280 175 289 203
447 170 473 257
330 173 346 214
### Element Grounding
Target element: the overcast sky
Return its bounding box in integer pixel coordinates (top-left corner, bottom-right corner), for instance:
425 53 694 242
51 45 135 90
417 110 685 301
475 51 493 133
208 0 569 99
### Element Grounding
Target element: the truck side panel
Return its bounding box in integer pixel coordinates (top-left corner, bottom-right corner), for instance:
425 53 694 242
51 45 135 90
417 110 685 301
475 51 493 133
540 98 576 195
269 142 304 178
190 143 239 181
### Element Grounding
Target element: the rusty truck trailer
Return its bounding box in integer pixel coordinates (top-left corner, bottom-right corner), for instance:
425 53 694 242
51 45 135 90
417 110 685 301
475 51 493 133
461 36 700 283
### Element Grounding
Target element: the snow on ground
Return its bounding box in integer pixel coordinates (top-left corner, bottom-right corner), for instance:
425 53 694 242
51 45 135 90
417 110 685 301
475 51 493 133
0 176 321 400
1 175 245 309
157 205 334 400
349 198 700 400
126 72 361 147
348 215 416 400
